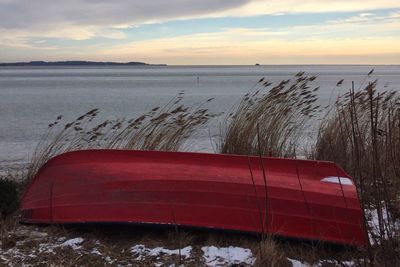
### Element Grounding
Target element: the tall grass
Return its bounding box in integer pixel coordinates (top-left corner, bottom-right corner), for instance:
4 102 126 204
254 236 286 267
219 72 322 157
0 177 18 219
13 73 400 265
310 80 400 265
218 72 399 265
26 93 215 182
227 73 323 263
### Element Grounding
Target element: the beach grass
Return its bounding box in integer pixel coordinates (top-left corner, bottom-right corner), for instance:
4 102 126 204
25 92 216 183
219 72 322 158
1 73 399 266
309 79 400 265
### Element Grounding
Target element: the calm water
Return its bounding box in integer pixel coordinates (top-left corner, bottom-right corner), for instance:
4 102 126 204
1 65 399 167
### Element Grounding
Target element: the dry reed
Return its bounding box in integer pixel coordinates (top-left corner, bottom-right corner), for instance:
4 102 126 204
25 93 215 182
11 74 400 266
219 72 322 157
310 78 400 266
254 236 286 267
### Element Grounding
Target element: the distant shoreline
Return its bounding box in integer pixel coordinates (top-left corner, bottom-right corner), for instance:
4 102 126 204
0 62 399 68
0 61 167 67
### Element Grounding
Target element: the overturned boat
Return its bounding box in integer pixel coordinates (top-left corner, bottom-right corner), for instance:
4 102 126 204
20 150 366 246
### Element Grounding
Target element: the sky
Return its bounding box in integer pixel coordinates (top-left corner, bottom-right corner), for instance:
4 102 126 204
0 0 399 65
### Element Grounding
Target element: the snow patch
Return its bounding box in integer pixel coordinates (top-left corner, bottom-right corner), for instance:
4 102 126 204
131 244 192 261
0 255 8 262
315 259 358 266
38 243 56 254
288 258 310 267
105 256 114 264
365 207 400 245
288 258 358 267
57 237 66 242
61 237 84 250
27 230 48 238
37 237 84 254
321 176 353 185
201 246 255 266
91 248 102 256
1 247 38 264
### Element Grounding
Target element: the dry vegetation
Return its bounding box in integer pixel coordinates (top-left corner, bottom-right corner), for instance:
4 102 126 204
219 72 322 157
309 79 400 266
26 92 215 182
1 73 400 266
0 218 367 267
219 71 400 265
312 81 400 210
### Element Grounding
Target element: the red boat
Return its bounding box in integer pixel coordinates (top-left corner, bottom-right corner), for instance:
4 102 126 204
20 149 366 246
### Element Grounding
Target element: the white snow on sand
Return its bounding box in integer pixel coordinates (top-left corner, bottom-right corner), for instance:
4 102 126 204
288 258 310 267
201 246 255 266
60 237 84 249
321 176 353 185
38 237 84 254
288 258 359 267
91 248 102 256
365 207 400 245
131 244 192 261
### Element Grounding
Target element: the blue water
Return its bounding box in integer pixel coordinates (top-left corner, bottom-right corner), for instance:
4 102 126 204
1 65 399 166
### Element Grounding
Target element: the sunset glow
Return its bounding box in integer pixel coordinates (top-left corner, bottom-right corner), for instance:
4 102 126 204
1 0 399 64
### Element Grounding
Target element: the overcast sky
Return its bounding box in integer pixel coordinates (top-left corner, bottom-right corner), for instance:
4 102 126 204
0 0 399 64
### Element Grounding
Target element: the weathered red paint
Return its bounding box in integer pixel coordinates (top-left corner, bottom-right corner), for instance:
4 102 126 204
20 149 366 246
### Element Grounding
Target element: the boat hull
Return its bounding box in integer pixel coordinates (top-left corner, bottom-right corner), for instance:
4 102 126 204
20 150 366 246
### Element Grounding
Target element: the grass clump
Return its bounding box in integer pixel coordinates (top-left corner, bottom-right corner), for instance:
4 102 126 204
219 72 322 157
310 78 400 266
0 177 19 220
254 237 286 267
26 92 215 182
9 73 400 266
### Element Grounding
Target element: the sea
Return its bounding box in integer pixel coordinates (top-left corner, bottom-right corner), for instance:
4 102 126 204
1 65 399 169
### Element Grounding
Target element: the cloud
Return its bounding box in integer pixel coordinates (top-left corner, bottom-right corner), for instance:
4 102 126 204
0 1 399 43
3 22 400 64
0 0 253 42
1 1 400 32
217 0 400 17
329 10 400 24
92 16 400 64
0 25 126 50
0 0 250 30
1 1 400 63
